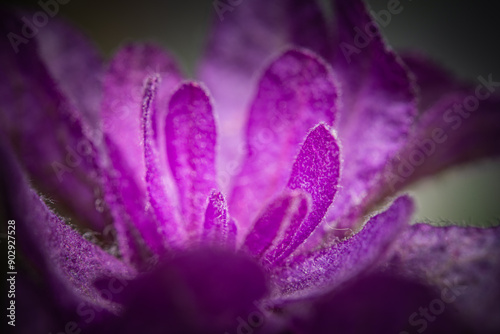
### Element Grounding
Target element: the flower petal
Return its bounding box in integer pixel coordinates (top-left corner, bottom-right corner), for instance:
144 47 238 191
166 82 218 240
243 189 310 260
229 49 338 238
325 0 417 232
401 53 466 112
101 44 182 257
0 10 110 231
102 137 156 264
0 135 135 324
382 79 500 195
202 191 234 248
271 195 414 301
142 76 185 251
226 218 238 251
264 124 341 266
199 0 329 122
102 43 182 191
387 223 500 333
36 16 104 130
199 0 330 192
95 249 267 333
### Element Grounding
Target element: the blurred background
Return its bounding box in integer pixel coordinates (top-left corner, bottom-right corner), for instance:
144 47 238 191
4 0 500 225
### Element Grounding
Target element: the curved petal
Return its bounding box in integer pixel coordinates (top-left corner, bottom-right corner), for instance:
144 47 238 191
202 191 233 248
263 124 341 266
229 49 338 238
199 0 329 122
243 189 310 260
0 135 135 328
386 223 500 333
325 0 417 232
142 76 185 251
36 16 104 130
102 43 182 192
102 137 154 265
382 92 500 196
401 52 467 112
198 0 330 192
101 44 182 257
226 218 238 251
379 61 500 196
0 10 110 231
166 82 218 240
271 195 414 301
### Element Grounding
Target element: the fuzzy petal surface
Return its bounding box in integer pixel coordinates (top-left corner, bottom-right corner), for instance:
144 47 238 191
263 124 341 266
229 49 338 238
101 44 182 257
202 191 233 248
142 76 184 251
199 0 330 192
325 0 416 232
271 195 414 301
166 82 218 240
243 189 310 260
0 136 135 328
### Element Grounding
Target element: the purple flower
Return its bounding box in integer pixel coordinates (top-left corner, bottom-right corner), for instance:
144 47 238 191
1 1 499 333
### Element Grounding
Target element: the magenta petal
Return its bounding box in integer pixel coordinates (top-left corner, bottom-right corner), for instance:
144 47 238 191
199 0 330 194
263 124 341 266
36 17 103 130
226 218 238 250
0 137 135 319
202 191 233 248
0 12 109 231
272 195 414 301
102 43 182 190
166 82 218 240
325 0 416 230
383 81 500 194
229 49 338 238
243 189 310 260
101 44 182 257
199 0 329 124
401 53 466 112
387 223 500 333
366 55 500 222
102 137 157 265
142 76 185 250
